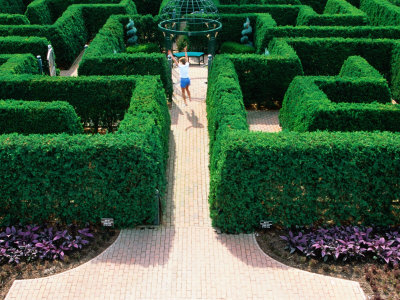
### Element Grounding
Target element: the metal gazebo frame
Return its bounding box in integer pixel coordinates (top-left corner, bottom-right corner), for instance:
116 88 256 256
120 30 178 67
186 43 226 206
158 0 222 56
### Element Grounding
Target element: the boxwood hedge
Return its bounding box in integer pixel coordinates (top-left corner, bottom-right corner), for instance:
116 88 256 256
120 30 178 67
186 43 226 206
0 75 135 129
0 75 170 227
0 100 83 134
208 52 400 233
0 0 137 68
0 54 38 74
78 14 172 99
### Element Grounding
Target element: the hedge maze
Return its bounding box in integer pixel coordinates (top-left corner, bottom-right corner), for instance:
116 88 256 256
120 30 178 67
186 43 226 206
208 0 400 233
0 0 170 227
2 0 400 233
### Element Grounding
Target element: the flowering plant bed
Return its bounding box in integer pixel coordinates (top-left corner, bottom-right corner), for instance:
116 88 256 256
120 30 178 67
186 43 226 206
0 224 119 299
256 226 400 300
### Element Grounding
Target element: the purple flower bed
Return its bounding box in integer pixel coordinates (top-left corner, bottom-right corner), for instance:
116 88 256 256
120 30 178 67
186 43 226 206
0 225 94 264
280 226 400 265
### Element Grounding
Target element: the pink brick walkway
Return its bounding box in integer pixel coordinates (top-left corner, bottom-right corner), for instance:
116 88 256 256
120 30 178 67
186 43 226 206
5 65 365 300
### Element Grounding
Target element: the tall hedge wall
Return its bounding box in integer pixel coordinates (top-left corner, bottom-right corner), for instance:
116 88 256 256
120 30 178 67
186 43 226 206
0 76 170 227
279 76 398 132
0 0 137 68
0 100 83 134
222 38 303 108
296 0 368 26
254 14 400 53
0 14 29 25
278 37 400 99
0 0 26 14
218 4 302 25
360 0 400 26
78 15 172 99
210 130 400 233
0 36 49 65
207 52 400 233
0 54 38 74
0 75 135 127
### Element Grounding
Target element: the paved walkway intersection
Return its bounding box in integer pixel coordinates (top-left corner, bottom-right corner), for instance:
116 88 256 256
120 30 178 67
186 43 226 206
5 65 365 300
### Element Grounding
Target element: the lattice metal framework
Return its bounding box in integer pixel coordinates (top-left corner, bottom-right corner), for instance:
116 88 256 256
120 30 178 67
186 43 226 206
158 0 222 37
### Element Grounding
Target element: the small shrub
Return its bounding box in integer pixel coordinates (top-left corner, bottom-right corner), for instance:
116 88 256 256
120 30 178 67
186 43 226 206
220 42 256 54
126 43 159 53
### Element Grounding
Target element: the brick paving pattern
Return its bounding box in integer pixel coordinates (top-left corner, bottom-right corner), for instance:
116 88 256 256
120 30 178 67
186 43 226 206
247 110 281 132
6 63 365 300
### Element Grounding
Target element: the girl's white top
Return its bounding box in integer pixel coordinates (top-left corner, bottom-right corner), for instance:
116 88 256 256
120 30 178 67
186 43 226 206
179 62 189 79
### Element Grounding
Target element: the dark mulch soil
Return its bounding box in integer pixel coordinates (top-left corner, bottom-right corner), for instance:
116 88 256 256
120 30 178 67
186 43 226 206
0 227 119 300
256 228 400 300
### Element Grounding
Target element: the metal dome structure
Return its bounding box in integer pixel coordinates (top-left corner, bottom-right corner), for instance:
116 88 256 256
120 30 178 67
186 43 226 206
158 0 222 55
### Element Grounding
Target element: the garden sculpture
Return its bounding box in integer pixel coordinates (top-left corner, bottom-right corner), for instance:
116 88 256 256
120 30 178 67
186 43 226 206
126 19 138 46
241 17 253 47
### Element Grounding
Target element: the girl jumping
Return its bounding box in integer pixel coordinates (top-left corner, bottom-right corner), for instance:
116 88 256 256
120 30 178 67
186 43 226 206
168 46 192 106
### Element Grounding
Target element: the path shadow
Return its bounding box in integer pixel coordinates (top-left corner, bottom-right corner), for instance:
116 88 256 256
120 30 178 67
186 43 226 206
185 109 204 131
170 100 183 125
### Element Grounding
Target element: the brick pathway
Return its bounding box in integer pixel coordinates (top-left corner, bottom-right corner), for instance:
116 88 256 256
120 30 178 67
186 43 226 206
247 110 281 132
5 64 365 300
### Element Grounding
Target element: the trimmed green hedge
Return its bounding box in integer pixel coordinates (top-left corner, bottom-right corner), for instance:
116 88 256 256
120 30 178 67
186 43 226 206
0 14 29 25
0 36 49 65
25 0 135 25
360 0 400 26
0 75 135 127
0 0 137 68
0 76 170 227
278 37 400 98
280 76 397 132
224 38 303 108
218 4 302 26
0 0 26 14
0 54 38 74
78 15 172 99
207 53 400 233
339 55 383 78
210 130 400 232
296 0 368 26
254 14 400 53
300 0 328 13
0 100 83 134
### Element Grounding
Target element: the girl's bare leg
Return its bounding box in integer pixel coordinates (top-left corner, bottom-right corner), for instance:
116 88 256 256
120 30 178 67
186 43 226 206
181 87 188 105
185 87 192 101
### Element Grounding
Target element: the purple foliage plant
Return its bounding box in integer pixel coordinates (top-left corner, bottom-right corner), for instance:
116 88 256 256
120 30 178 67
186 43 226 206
280 226 400 265
0 224 94 264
